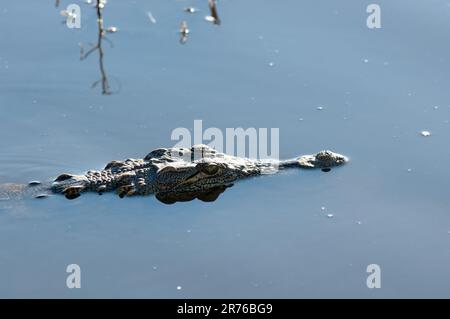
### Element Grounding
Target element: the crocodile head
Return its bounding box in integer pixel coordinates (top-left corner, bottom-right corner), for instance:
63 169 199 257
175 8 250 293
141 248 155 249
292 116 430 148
154 160 238 195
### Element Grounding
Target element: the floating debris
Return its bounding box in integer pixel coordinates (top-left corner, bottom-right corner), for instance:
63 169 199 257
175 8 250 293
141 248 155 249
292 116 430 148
326 214 334 218
316 106 324 111
105 26 118 33
28 181 41 186
363 58 369 63
321 206 326 211
298 118 304 121
152 266 158 271
420 130 431 137
179 21 189 44
356 221 362 225
268 62 275 67
147 11 156 24
184 7 198 13
176 286 182 291
187 229 192 233
433 106 439 110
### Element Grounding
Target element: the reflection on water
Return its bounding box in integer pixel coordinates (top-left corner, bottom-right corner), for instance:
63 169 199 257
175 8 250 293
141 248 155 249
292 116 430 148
156 184 232 204
207 0 221 25
56 0 222 92
79 0 113 95
179 21 189 45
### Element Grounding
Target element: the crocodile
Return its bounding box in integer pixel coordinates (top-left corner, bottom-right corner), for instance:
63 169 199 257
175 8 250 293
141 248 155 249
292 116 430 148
0 145 347 204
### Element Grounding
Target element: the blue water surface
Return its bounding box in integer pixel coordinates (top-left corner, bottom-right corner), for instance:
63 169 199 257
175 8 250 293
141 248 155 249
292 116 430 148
0 0 450 297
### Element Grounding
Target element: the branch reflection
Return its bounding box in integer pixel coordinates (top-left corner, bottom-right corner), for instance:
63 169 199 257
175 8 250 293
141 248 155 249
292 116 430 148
155 184 232 205
79 0 114 95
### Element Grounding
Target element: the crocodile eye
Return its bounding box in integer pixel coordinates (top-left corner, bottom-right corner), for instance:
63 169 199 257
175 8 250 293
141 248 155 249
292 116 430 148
201 164 219 175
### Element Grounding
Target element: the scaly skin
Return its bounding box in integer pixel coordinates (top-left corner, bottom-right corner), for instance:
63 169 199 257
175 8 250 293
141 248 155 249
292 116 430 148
0 145 347 203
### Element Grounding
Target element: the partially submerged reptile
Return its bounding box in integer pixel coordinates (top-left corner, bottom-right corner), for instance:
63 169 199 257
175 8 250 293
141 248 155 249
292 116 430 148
0 145 347 204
